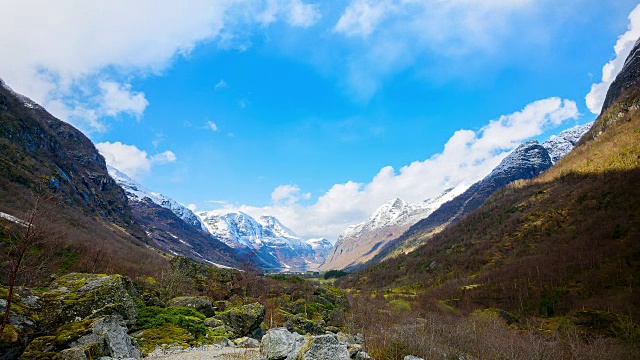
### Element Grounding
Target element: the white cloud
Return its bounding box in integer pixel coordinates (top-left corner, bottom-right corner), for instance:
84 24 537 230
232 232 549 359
334 0 394 37
187 204 198 211
99 81 149 118
207 97 579 240
96 141 177 179
0 0 321 133
586 4 640 114
332 0 544 99
272 185 311 205
206 121 219 132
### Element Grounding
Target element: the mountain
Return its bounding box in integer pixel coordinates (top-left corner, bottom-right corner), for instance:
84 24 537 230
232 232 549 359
107 166 242 268
320 186 467 271
342 39 640 334
0 79 166 277
197 211 331 270
369 123 592 264
541 122 594 163
108 166 205 231
322 123 591 271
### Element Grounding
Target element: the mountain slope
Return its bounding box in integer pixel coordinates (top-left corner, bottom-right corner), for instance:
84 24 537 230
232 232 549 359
107 166 242 268
198 211 331 270
342 44 640 326
321 186 466 271
370 125 591 264
0 79 166 277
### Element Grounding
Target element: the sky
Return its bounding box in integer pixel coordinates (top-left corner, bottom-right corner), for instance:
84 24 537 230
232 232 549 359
1 0 640 241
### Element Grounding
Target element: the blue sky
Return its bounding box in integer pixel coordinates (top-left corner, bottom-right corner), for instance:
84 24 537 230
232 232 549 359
2 0 640 239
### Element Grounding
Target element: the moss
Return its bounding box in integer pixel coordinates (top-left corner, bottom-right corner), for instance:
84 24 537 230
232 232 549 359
131 325 194 354
0 325 19 347
20 336 57 360
54 318 93 347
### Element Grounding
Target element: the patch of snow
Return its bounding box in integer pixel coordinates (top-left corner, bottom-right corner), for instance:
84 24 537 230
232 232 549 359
542 122 593 163
108 165 207 231
0 212 27 227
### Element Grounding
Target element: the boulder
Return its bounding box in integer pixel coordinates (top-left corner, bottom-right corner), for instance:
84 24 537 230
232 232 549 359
355 352 372 360
21 315 140 359
166 296 215 317
216 302 265 337
260 327 305 360
233 336 260 348
70 316 140 358
404 356 424 360
301 334 349 360
140 293 165 308
41 273 138 330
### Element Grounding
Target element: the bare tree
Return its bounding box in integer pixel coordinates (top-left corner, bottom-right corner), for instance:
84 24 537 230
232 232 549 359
0 193 61 336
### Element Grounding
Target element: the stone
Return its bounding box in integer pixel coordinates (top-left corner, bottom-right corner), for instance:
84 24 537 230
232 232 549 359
404 356 424 360
216 302 265 337
348 344 363 357
166 296 215 317
233 336 260 348
66 316 140 359
355 352 372 360
57 347 88 360
204 317 224 327
301 334 349 360
260 327 305 360
41 273 138 330
140 293 165 308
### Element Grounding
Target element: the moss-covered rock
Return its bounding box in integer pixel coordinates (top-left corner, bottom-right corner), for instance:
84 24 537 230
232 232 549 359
0 287 42 358
41 273 138 331
215 302 265 338
166 296 215 317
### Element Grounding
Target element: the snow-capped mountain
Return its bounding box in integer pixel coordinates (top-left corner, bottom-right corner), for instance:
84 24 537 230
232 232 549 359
107 165 242 268
321 185 468 271
323 122 594 271
542 122 594 163
108 165 206 231
197 211 331 270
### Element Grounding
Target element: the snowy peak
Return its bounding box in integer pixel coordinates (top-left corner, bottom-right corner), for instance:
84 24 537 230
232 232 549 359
542 122 593 163
107 165 205 231
487 141 552 179
259 215 299 239
306 237 332 251
197 210 330 270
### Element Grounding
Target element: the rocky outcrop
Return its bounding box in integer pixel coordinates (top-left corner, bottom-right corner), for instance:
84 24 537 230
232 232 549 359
602 38 640 113
0 79 138 231
260 328 369 360
167 296 215 317
21 315 140 360
41 273 138 331
215 303 266 338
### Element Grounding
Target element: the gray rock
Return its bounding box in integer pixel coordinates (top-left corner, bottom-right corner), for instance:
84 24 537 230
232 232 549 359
57 347 88 360
167 296 215 317
233 336 260 348
348 344 363 357
355 352 372 360
302 334 349 360
71 316 141 359
204 317 224 327
216 302 265 337
404 356 424 360
43 273 138 329
260 327 305 360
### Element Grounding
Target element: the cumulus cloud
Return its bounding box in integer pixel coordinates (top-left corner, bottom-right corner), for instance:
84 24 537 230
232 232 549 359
96 141 177 179
0 0 321 133
207 97 579 240
586 4 640 114
99 81 149 118
272 185 311 205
